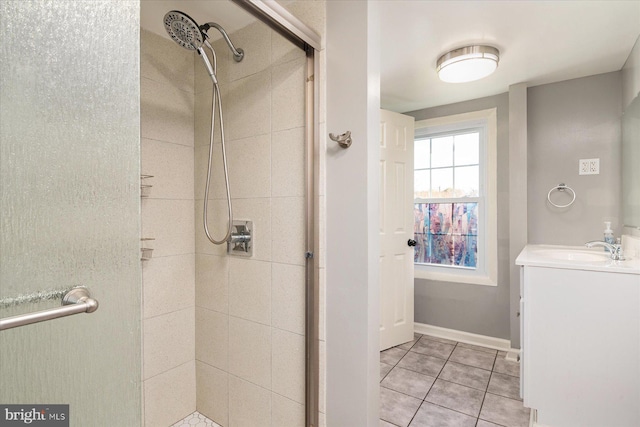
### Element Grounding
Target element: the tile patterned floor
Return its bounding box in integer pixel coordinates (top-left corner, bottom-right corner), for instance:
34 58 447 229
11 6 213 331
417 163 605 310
380 333 530 427
172 411 221 427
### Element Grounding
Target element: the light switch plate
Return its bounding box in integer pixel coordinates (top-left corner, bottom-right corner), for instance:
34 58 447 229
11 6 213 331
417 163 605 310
579 158 599 175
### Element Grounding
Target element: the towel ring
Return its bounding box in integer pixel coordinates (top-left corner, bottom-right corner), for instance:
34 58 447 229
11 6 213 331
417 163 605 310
547 183 576 208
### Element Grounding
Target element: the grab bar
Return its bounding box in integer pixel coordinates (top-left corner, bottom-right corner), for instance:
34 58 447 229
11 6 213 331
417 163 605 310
0 287 98 331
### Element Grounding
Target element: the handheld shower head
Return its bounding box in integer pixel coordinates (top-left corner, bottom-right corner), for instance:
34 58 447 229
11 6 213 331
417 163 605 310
163 10 217 84
163 10 204 50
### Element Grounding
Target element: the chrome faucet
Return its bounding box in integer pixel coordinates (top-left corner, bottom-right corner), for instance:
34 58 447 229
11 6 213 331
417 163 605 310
585 240 625 260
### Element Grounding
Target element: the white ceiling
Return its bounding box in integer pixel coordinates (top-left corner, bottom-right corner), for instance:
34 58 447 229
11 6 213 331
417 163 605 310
141 1 640 114
380 1 640 113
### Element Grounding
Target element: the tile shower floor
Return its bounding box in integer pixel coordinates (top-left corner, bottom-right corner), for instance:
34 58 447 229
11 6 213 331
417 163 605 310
172 412 221 427
380 333 530 427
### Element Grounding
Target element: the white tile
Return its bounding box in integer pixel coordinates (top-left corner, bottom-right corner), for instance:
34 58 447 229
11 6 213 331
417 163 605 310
195 307 228 371
318 267 326 342
227 22 272 82
194 84 228 147
272 197 306 265
195 136 272 202
195 37 230 94
143 307 195 380
272 127 305 198
195 254 228 314
272 329 305 404
141 77 194 146
318 412 326 427
272 263 305 335
142 198 195 257
229 375 271 427
194 144 225 201
319 49 326 125
141 138 194 200
229 317 272 389
195 199 229 257
272 393 304 427
319 340 326 414
143 254 195 319
233 198 272 262
271 29 304 66
141 29 194 93
197 136 272 201
194 88 213 148
172 411 221 427
144 361 196 427
227 70 271 141
196 360 229 426
272 58 305 132
229 258 272 325
317 195 326 269
318 121 326 196
227 133 271 199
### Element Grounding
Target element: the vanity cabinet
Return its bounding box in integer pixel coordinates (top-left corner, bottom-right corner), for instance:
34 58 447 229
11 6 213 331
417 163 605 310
517 246 640 427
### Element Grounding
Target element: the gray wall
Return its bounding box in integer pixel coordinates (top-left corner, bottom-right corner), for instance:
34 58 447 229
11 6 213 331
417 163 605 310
528 72 622 244
622 35 640 110
406 93 512 340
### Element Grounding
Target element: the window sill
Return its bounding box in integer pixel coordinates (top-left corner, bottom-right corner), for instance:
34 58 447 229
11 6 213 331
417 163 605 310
414 268 497 287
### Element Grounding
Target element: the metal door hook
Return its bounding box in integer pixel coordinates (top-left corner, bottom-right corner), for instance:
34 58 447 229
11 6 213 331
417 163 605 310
329 130 352 148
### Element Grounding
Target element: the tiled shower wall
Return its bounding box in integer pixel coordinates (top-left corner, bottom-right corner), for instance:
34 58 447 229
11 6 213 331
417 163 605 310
193 19 309 426
141 29 196 426
139 1 326 425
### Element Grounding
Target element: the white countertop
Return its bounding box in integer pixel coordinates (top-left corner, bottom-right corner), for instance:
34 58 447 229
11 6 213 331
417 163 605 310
516 244 640 275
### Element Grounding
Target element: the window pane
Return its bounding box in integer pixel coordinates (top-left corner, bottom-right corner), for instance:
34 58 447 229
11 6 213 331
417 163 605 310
452 203 478 235
414 203 430 264
426 233 453 265
414 170 430 199
413 202 478 270
454 165 479 197
414 138 430 169
414 203 429 234
431 167 453 198
430 136 453 168
454 132 479 166
453 234 477 267
428 203 452 235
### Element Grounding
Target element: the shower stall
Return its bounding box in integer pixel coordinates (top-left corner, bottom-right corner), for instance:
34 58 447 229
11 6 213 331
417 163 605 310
0 1 321 426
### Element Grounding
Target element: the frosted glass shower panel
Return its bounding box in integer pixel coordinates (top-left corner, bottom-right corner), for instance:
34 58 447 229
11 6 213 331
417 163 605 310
0 1 141 426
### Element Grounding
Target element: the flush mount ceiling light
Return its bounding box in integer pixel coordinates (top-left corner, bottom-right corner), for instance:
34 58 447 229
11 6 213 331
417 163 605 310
437 45 500 83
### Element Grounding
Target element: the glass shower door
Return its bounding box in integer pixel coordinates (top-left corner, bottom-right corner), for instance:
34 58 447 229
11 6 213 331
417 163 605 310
0 1 142 425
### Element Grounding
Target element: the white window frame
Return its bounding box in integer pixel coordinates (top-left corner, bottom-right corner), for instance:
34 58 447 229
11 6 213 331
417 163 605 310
414 108 497 286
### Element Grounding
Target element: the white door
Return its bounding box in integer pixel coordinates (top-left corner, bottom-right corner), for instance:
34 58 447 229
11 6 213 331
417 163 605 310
380 109 415 351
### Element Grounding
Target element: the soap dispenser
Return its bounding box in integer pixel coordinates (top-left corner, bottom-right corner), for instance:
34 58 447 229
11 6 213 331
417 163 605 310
603 221 614 251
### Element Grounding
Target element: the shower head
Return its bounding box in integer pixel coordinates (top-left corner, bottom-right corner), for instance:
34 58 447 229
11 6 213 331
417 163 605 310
163 10 204 51
164 10 218 84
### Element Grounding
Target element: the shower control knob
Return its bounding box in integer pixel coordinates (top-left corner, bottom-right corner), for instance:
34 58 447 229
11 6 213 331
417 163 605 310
407 239 417 247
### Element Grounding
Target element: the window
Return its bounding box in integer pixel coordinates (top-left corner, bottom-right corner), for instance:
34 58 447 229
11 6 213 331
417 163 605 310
413 109 497 286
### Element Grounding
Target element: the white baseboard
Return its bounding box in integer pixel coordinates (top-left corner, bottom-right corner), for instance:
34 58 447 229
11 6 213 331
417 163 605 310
414 322 518 354
506 349 521 362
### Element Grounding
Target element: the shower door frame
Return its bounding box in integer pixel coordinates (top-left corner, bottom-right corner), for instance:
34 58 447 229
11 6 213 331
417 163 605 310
230 2 321 426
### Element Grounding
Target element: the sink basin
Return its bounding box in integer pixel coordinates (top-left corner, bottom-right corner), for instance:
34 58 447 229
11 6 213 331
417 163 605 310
535 249 610 262
517 244 640 274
